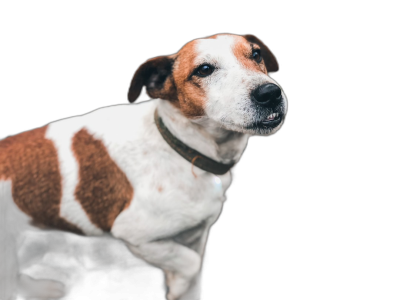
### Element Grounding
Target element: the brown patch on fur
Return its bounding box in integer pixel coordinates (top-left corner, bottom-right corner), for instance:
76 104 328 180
0 126 83 234
157 185 163 193
128 55 178 104
233 37 267 73
72 128 133 231
173 40 206 118
122 200 132 211
242 34 279 74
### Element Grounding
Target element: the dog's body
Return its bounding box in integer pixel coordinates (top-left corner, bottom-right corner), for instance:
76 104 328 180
0 33 287 300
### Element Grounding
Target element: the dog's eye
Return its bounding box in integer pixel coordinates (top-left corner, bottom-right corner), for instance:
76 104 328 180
195 64 215 77
252 49 262 63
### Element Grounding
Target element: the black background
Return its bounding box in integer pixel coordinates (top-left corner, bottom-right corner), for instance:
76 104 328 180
0 2 347 299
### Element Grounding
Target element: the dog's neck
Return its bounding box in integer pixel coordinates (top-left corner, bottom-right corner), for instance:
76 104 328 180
156 100 250 165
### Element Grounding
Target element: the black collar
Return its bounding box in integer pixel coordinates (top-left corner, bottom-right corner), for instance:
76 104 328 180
154 109 234 175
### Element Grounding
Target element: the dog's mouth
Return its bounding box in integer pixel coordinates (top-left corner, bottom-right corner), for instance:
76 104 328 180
262 112 282 126
249 112 283 131
247 111 283 134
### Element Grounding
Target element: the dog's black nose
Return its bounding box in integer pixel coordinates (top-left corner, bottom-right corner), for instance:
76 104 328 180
251 83 282 107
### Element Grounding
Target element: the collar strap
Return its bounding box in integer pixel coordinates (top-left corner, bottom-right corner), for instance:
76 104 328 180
154 109 234 175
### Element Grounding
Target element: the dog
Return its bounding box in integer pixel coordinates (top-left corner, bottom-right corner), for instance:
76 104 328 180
0 33 288 300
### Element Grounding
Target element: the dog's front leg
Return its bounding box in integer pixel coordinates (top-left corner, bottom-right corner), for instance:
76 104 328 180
127 240 201 300
174 222 213 300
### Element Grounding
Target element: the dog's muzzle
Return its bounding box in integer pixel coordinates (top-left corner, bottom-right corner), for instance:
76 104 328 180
248 83 285 131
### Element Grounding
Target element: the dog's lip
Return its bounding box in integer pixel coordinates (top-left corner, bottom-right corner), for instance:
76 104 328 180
262 112 281 125
226 111 284 132
245 112 283 131
260 113 282 127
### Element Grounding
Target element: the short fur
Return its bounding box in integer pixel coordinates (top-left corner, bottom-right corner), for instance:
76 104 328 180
0 33 287 300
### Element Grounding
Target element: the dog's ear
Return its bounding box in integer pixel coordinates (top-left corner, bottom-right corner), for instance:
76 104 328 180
243 35 279 72
128 56 177 103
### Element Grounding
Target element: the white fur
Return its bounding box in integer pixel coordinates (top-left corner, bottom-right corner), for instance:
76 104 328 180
17 275 67 300
46 120 103 236
2 35 287 300
196 35 288 135
1 180 21 300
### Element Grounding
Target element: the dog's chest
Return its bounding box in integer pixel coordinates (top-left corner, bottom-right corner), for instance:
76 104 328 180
110 146 232 241
104 110 233 233
131 152 231 219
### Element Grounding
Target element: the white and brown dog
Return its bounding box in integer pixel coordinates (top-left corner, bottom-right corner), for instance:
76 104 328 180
0 33 287 300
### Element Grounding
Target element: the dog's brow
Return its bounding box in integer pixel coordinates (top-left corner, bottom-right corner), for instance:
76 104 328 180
193 58 218 68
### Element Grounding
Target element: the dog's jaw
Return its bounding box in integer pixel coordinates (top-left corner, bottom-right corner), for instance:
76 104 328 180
157 100 250 165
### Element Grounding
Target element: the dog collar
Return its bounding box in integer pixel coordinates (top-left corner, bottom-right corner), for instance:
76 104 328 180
154 109 234 175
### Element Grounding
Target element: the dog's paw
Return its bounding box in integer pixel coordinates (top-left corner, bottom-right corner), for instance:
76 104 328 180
18 274 66 299
165 272 201 300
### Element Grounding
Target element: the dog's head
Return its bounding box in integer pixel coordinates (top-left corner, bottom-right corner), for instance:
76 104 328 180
128 33 287 135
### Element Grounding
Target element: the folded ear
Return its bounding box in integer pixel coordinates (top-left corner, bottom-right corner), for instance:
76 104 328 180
128 56 177 103
243 35 279 72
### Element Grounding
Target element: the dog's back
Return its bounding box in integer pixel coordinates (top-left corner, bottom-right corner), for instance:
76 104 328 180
0 101 158 299
0 101 148 236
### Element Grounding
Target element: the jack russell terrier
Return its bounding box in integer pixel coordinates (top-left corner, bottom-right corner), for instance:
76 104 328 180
0 33 288 300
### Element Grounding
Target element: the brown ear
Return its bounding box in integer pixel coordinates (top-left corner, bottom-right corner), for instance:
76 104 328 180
128 56 177 103
243 35 279 72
